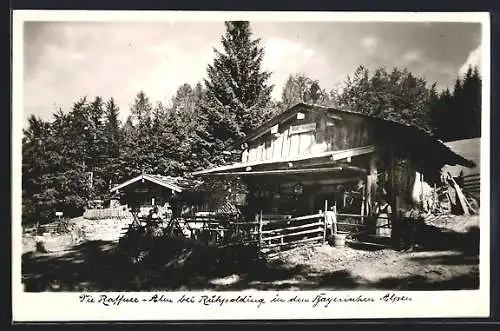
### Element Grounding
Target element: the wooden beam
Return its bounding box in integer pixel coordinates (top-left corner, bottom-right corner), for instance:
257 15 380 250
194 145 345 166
388 146 397 243
406 151 413 205
365 153 378 214
280 177 364 188
258 210 263 258
206 166 367 176
271 158 356 171
259 221 322 235
263 229 323 244
325 113 343 121
447 172 470 216
261 235 323 250
336 213 368 218
361 184 366 216
323 200 328 244
420 173 424 210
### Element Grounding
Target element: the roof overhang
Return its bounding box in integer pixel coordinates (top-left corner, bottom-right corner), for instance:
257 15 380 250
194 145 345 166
110 174 184 193
192 145 375 177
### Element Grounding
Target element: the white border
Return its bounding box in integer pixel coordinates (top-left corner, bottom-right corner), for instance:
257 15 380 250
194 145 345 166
12 11 491 321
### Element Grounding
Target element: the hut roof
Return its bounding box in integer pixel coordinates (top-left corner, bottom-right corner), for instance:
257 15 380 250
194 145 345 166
110 174 203 193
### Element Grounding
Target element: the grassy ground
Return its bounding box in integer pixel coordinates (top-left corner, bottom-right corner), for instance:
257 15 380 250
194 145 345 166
21 215 480 292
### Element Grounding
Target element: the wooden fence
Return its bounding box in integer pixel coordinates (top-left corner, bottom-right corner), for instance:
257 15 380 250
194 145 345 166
117 209 393 255
335 213 369 235
258 213 327 255
83 206 132 220
116 211 327 256
37 222 60 234
462 173 480 197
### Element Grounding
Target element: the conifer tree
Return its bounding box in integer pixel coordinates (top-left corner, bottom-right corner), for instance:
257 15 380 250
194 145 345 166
130 91 153 128
22 116 52 224
103 97 122 189
127 91 155 174
202 21 273 165
429 65 481 141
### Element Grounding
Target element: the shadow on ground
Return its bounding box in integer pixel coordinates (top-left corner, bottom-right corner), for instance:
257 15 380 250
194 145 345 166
22 229 479 292
218 251 479 291
414 225 480 255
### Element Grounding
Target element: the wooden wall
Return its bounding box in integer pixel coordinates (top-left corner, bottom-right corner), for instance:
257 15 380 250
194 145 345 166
119 181 173 207
242 110 374 163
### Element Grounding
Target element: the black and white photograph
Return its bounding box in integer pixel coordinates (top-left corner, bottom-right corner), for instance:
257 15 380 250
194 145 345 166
12 11 490 320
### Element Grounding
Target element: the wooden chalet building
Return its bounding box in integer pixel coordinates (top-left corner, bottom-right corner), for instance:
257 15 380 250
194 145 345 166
193 103 476 238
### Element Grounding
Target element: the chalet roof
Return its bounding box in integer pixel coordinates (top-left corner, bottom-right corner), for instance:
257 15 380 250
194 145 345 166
247 102 432 142
193 103 476 180
110 174 203 193
192 145 375 176
247 103 475 167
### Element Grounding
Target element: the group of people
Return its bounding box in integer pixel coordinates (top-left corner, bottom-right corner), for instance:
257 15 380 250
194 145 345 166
129 203 173 228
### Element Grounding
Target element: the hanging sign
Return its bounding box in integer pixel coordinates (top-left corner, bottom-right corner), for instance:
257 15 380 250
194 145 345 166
289 122 316 135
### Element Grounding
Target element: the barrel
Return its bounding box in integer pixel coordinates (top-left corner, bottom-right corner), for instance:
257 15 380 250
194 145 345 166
375 214 392 238
333 234 346 247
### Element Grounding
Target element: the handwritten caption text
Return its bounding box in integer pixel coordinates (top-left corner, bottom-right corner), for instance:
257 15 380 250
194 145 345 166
78 292 412 308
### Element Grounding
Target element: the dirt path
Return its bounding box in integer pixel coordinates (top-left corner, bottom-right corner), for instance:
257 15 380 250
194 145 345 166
250 245 479 290
22 215 480 291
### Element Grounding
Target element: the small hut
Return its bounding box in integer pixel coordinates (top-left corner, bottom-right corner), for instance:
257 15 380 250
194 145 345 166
109 174 203 217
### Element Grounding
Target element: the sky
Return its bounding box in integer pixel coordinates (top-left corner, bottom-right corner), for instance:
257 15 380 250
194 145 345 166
23 20 482 124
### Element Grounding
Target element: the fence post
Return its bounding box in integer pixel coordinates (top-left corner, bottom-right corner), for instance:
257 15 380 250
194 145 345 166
361 184 366 220
333 205 338 235
258 210 263 258
322 200 328 245
235 214 239 240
